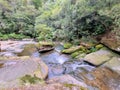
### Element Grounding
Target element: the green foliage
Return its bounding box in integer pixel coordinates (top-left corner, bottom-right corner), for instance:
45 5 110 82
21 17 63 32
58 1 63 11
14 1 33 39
34 0 117 41
32 0 42 9
0 0 119 41
35 24 53 40
0 33 29 40
20 75 43 84
110 4 120 29
0 0 38 38
63 43 72 49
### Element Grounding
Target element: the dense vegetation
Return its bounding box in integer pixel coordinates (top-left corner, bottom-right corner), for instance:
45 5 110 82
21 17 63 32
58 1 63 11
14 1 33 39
0 0 120 41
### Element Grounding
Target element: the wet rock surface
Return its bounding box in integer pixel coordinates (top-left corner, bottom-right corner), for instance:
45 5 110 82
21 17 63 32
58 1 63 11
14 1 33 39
0 40 120 90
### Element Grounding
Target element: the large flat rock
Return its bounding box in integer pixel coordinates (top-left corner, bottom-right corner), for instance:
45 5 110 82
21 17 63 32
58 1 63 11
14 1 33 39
103 57 120 75
84 49 119 66
0 40 38 57
0 57 48 89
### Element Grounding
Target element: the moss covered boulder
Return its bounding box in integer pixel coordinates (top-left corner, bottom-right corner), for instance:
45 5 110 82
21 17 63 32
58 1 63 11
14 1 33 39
95 44 104 50
38 41 54 47
84 48 119 66
71 51 84 58
63 43 72 49
61 46 86 54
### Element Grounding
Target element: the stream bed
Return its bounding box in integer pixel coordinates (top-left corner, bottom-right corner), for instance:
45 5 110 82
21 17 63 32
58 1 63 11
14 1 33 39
1 40 120 90
39 44 95 79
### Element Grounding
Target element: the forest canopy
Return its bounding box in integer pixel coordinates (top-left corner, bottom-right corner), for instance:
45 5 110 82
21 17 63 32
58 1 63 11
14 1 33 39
0 0 120 41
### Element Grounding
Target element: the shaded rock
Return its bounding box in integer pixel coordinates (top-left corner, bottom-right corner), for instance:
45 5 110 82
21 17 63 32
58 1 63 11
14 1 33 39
100 31 120 52
84 49 119 66
62 46 86 54
80 67 120 90
0 57 48 89
103 57 120 75
38 46 54 53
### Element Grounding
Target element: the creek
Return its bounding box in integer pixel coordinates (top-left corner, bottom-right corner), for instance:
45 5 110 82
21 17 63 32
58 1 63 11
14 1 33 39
38 44 95 79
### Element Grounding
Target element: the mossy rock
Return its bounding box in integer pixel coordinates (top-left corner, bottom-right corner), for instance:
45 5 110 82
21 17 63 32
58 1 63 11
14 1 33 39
64 83 88 90
63 43 72 49
38 41 54 46
61 46 86 54
20 75 44 85
17 44 37 56
95 44 104 50
71 51 84 58
76 53 87 59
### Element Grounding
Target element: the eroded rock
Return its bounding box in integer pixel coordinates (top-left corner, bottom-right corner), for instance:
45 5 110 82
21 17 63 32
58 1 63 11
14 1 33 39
100 31 120 52
82 67 120 90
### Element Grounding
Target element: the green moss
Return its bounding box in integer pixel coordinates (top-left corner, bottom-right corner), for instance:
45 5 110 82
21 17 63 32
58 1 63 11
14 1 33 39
38 41 54 46
64 83 76 88
64 83 87 90
62 46 86 54
89 47 98 52
95 44 104 50
63 43 72 49
75 53 86 59
71 51 84 58
0 33 29 40
17 44 37 56
20 75 44 85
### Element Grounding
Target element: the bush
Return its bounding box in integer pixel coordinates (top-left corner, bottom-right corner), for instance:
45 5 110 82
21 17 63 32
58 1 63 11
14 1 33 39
0 33 29 40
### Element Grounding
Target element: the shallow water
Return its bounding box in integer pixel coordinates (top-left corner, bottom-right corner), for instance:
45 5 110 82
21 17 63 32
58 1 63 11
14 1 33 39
40 45 95 79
